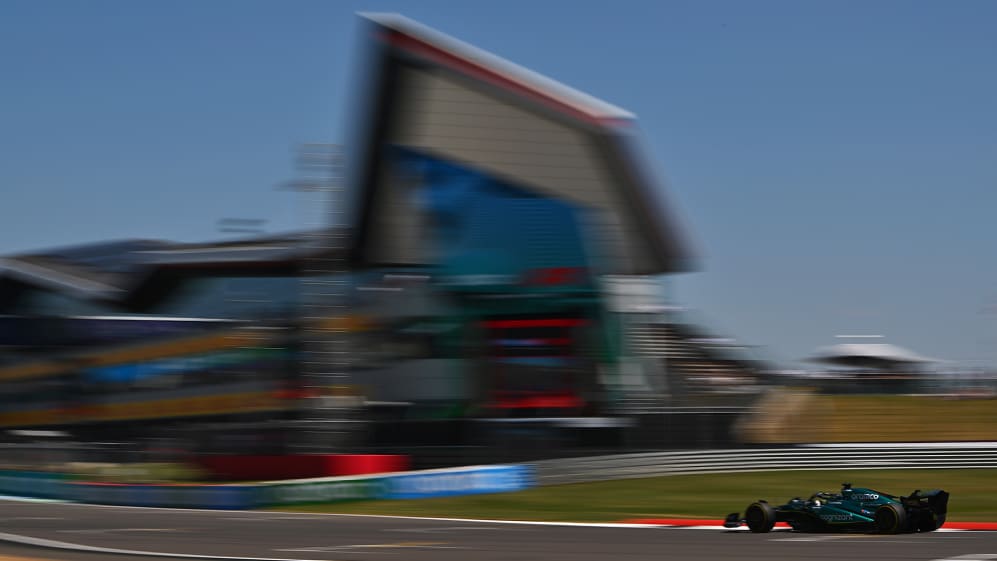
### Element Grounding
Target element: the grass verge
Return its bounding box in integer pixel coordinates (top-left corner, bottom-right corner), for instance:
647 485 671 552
274 469 997 522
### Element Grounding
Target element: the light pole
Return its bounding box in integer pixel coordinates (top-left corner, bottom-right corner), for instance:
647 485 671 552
279 143 358 454
211 218 267 454
216 218 267 320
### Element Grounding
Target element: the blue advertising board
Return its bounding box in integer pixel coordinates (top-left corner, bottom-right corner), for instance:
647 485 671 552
0 471 70 499
1 465 534 509
383 465 532 500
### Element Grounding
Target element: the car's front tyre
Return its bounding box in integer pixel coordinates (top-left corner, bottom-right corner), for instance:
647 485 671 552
745 502 776 533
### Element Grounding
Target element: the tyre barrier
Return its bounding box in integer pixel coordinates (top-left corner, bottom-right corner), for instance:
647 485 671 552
0 464 534 510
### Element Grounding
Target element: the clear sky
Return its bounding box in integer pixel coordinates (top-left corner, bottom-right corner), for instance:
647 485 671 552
2 0 995 369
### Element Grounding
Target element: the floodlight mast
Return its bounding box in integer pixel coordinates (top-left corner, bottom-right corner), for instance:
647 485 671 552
283 143 359 453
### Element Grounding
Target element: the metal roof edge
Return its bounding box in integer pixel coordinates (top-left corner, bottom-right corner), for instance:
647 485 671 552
596 129 700 274
0 257 123 299
360 12 636 124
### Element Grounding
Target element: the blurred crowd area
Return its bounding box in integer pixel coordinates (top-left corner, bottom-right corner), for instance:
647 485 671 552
0 258 991 477
2 310 995 481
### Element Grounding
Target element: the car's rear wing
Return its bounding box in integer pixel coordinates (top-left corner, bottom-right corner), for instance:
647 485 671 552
903 489 949 516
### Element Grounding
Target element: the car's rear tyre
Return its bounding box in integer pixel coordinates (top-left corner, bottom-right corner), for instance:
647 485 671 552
745 502 776 533
918 513 946 532
874 503 907 534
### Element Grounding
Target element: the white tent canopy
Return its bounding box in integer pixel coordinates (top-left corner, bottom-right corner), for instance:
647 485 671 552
809 343 938 370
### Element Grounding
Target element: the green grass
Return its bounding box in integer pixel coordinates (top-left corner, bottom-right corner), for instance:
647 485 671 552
273 469 997 522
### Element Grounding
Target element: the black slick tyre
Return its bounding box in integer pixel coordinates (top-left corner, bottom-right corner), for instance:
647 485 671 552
745 502 776 533
874 503 907 534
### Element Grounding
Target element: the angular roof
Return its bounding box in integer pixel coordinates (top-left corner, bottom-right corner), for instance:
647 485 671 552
359 13 636 124
349 14 695 275
1 15 697 308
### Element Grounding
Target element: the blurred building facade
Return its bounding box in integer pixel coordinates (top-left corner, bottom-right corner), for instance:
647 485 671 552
0 15 771 467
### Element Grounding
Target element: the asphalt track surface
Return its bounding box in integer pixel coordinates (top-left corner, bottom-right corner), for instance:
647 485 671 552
1 500 995 561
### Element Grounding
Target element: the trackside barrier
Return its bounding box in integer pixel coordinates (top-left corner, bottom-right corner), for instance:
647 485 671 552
259 476 383 506
67 482 259 510
0 471 70 499
383 465 531 500
132 484 259 510
260 465 533 505
2 465 534 509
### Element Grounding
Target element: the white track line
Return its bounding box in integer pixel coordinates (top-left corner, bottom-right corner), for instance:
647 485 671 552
0 532 335 561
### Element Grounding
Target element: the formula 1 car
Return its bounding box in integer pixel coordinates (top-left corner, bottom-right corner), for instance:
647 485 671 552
724 483 948 533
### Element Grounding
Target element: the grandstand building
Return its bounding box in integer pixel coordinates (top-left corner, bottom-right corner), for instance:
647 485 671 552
0 15 767 470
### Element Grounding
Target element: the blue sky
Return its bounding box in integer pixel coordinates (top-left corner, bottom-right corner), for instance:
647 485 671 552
2 0 995 368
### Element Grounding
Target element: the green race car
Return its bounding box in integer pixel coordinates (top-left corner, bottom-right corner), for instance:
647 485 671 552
724 482 948 533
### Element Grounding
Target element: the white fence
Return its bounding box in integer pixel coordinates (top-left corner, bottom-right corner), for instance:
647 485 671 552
530 443 997 486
